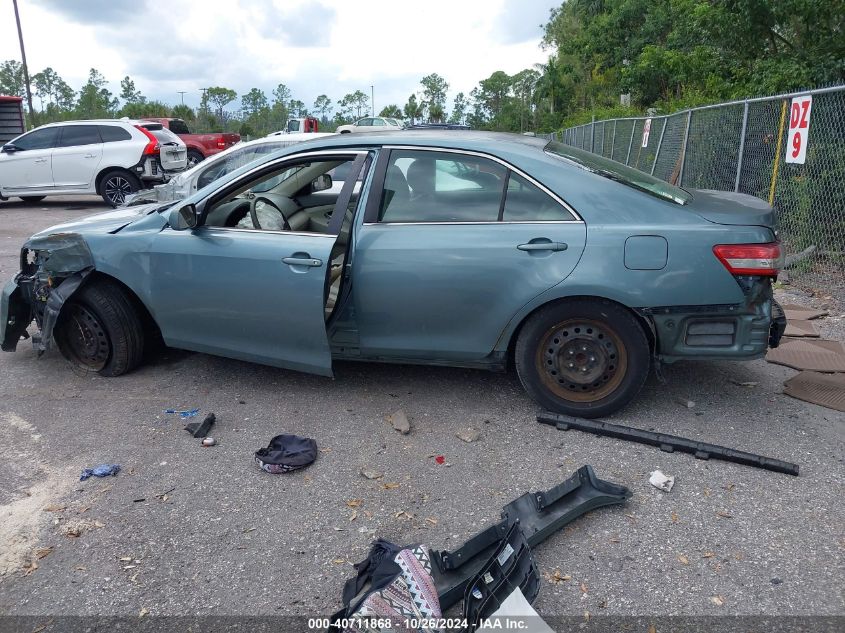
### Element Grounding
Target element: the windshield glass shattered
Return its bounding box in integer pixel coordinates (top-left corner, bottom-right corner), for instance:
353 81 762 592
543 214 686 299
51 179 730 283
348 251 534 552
545 140 691 205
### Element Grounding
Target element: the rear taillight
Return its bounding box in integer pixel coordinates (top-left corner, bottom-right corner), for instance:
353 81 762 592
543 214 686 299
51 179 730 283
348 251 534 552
134 125 160 155
713 242 783 276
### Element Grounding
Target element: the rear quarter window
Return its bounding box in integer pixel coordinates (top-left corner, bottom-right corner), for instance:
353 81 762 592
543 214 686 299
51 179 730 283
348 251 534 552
98 125 132 143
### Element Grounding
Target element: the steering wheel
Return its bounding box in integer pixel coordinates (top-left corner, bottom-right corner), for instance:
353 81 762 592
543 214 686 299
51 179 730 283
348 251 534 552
249 196 290 231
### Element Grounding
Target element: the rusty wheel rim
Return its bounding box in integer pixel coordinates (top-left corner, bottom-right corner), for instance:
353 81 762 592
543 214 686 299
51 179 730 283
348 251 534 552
62 304 109 371
535 318 628 403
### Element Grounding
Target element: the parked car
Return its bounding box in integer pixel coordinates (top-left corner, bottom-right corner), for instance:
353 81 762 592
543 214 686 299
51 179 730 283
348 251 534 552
123 132 336 205
0 131 785 417
406 122 470 130
0 119 186 206
336 117 403 134
142 117 240 167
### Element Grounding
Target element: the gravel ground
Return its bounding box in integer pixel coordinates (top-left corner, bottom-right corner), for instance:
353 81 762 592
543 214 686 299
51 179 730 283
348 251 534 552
0 198 843 625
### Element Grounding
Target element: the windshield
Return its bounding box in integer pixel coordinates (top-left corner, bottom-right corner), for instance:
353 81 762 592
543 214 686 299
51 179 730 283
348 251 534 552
545 140 691 205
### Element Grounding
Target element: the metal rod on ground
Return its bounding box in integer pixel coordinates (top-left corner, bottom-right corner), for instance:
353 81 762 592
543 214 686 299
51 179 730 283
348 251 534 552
769 99 789 206
734 101 750 192
536 412 799 476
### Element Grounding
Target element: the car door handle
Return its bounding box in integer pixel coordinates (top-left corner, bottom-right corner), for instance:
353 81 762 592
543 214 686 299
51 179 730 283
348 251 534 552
34 158 48 163
282 256 322 267
84 154 97 158
517 241 568 252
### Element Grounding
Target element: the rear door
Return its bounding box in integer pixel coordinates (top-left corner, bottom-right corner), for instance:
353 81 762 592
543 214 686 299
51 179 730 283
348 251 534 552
352 148 587 360
149 151 371 376
0 126 58 192
51 125 103 190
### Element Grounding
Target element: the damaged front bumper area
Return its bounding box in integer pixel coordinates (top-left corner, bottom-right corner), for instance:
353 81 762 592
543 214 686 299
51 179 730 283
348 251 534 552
1 233 93 353
642 276 785 363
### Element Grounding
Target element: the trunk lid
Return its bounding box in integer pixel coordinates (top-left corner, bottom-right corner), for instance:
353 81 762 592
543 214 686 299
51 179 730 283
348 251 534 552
685 189 774 228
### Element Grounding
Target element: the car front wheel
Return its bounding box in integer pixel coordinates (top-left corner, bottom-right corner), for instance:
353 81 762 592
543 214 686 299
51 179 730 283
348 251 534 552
515 299 650 418
99 171 140 207
54 280 145 376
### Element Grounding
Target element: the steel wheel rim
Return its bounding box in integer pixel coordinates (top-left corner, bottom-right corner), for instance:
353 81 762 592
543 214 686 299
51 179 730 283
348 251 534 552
535 318 628 403
104 176 131 205
187 155 199 168
62 304 110 371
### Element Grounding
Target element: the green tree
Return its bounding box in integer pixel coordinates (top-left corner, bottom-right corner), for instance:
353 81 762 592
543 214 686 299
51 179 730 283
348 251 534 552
448 93 467 124
288 99 307 117
0 60 25 98
32 67 59 109
171 104 195 121
313 94 332 122
272 83 291 106
379 104 403 118
420 73 449 122
205 86 237 118
120 76 144 105
403 94 422 125
241 88 268 117
76 68 118 118
347 90 369 118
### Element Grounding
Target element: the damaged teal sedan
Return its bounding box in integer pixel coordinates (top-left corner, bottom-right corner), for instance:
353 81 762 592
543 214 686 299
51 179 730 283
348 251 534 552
1 132 785 417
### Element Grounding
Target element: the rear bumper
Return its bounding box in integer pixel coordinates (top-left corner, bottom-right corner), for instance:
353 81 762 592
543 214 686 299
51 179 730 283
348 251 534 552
643 280 783 363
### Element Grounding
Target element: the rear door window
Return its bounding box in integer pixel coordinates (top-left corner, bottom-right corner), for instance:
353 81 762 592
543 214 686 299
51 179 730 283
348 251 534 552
98 125 132 143
13 127 59 150
379 150 507 222
57 125 102 147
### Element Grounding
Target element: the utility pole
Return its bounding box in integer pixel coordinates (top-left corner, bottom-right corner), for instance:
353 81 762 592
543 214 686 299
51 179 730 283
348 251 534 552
12 0 34 118
178 91 187 105
371 85 374 117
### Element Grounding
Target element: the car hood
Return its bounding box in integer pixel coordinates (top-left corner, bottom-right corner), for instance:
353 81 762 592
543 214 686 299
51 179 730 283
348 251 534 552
30 203 163 238
685 189 774 227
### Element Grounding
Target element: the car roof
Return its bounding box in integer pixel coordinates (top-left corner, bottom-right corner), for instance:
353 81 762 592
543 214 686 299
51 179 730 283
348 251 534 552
35 119 137 128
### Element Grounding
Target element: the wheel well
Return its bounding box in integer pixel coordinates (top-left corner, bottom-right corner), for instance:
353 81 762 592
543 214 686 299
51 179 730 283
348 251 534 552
94 167 137 192
79 271 162 341
506 295 656 368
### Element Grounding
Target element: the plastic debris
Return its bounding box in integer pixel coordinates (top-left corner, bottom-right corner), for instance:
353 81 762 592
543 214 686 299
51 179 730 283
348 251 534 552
360 468 383 480
201 437 217 447
164 407 200 418
649 470 675 492
675 398 696 409
185 412 215 438
80 464 121 481
434 455 446 465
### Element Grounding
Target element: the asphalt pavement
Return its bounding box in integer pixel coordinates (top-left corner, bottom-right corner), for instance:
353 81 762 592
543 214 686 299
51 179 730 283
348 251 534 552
0 197 842 626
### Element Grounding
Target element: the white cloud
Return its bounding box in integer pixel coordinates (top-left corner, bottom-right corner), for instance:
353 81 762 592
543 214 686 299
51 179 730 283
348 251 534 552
0 0 555 114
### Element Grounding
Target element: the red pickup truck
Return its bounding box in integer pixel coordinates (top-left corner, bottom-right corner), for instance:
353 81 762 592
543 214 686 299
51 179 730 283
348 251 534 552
143 118 240 167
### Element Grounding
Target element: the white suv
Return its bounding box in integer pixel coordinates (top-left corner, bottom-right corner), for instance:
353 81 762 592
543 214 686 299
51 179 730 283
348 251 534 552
0 119 187 206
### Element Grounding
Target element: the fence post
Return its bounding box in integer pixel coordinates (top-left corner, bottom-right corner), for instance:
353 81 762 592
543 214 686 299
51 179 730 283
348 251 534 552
610 120 617 161
625 121 636 165
590 117 595 153
734 101 749 192
678 111 693 186
650 118 668 176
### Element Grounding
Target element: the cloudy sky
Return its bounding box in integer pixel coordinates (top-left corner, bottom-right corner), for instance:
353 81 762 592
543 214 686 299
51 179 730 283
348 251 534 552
1 0 558 114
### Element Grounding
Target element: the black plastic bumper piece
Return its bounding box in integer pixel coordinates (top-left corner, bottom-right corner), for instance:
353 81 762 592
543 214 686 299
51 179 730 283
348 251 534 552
430 465 631 610
538 412 799 476
770 299 786 348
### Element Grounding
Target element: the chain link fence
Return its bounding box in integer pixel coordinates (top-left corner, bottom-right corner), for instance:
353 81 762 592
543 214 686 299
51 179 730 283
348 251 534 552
554 85 845 291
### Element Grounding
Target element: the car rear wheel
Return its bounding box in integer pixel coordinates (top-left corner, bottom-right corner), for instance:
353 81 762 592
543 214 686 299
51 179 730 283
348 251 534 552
99 170 140 207
515 299 650 418
19 195 46 203
186 150 204 168
54 280 145 376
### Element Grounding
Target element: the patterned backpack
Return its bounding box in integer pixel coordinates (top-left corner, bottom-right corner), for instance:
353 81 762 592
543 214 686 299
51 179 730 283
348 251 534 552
331 539 442 632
